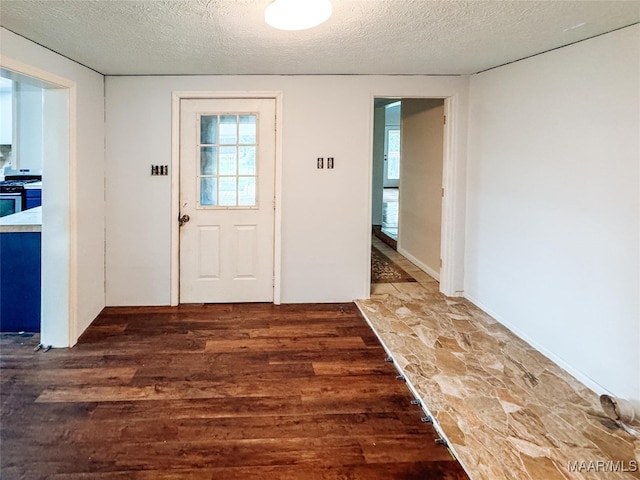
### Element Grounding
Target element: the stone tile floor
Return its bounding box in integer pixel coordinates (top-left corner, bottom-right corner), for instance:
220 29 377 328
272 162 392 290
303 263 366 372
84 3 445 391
356 237 640 480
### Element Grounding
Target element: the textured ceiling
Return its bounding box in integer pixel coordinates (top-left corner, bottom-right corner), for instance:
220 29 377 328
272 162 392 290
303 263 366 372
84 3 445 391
0 0 638 75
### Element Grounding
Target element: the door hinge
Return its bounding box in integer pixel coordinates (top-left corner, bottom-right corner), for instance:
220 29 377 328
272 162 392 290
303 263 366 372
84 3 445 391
440 259 443 268
441 187 445 197
443 115 447 125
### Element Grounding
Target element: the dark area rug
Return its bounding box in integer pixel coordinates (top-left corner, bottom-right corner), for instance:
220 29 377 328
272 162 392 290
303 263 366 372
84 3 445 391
371 246 416 283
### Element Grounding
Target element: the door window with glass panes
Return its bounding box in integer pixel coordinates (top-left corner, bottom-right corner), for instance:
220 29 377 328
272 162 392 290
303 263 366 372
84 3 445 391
198 114 258 208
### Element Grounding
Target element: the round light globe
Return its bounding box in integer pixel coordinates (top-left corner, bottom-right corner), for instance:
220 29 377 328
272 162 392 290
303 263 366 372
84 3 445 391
265 0 332 31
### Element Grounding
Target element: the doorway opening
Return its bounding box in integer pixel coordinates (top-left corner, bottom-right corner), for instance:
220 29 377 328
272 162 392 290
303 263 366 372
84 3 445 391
372 99 401 248
0 61 75 347
382 101 400 243
371 97 447 287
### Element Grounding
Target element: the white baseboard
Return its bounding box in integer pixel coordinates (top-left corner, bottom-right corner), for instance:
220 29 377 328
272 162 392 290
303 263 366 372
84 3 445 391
397 246 440 281
464 292 610 398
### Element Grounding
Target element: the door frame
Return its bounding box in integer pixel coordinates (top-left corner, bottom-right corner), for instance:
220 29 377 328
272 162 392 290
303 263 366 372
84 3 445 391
369 94 465 297
170 91 283 306
0 55 78 346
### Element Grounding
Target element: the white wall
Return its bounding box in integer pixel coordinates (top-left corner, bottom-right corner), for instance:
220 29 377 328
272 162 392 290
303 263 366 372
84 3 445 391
0 27 105 345
466 25 640 401
399 99 445 279
105 75 469 305
0 78 13 145
13 82 44 171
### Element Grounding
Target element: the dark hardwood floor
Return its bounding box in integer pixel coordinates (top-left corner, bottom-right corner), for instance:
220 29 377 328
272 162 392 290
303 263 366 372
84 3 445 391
1 303 469 479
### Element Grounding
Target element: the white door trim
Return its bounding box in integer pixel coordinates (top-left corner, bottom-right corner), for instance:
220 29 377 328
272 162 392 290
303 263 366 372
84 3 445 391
439 95 464 297
170 91 283 306
0 55 78 346
369 94 465 297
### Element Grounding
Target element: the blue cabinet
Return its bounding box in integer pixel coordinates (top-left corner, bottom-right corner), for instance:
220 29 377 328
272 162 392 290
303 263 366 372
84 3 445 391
0 232 41 332
25 189 42 209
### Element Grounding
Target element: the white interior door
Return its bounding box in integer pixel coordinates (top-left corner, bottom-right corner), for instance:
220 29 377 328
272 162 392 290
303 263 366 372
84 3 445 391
383 126 400 188
179 98 276 303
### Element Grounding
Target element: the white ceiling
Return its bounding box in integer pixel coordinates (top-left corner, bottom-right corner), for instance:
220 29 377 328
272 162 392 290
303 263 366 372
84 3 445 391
0 0 638 76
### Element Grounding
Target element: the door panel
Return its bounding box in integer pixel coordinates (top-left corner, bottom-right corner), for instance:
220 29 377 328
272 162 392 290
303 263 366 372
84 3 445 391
179 98 275 303
234 225 258 278
198 226 220 279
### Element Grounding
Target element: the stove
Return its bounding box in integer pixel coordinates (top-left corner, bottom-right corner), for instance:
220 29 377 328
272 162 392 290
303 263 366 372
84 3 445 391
0 179 40 192
0 175 42 217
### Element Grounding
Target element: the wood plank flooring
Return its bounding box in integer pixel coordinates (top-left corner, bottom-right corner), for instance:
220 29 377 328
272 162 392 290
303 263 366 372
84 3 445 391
1 303 469 479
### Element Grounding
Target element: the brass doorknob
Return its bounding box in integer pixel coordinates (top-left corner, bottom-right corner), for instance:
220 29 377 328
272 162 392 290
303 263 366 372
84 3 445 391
179 214 190 227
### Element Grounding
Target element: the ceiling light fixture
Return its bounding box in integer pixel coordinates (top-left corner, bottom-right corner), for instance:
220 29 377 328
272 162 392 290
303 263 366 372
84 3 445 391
265 0 332 31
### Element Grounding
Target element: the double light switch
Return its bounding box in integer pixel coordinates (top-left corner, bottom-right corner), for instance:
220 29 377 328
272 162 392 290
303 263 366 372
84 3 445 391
317 157 335 169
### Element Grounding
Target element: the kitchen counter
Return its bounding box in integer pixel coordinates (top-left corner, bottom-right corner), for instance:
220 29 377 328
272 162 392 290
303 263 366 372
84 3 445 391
0 206 42 233
24 181 42 190
0 206 41 332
